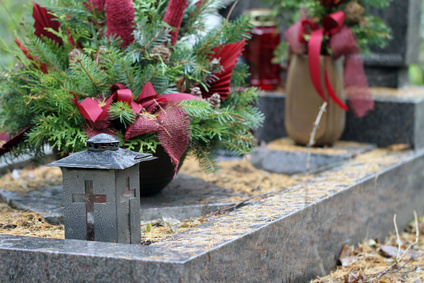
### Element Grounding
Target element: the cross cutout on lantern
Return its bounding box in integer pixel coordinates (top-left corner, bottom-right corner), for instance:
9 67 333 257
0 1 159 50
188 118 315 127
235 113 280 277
72 180 107 241
48 134 155 244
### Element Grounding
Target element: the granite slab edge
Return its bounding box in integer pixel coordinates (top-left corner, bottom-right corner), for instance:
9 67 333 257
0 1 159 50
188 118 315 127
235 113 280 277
0 149 419 264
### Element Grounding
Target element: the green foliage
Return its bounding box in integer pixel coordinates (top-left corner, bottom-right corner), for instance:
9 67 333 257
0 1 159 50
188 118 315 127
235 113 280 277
0 0 32 67
108 101 135 127
0 0 264 172
124 133 161 153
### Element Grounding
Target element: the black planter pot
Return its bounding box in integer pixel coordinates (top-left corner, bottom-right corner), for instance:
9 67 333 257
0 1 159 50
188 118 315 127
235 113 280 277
139 146 184 197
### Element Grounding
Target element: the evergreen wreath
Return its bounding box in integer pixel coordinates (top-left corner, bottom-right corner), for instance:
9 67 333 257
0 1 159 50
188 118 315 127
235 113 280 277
0 0 265 173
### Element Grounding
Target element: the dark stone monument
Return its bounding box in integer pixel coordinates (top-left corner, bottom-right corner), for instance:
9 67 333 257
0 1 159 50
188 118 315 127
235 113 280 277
363 0 421 87
255 93 287 142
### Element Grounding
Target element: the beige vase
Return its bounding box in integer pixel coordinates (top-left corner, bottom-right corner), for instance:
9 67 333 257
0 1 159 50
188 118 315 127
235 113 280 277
285 54 346 146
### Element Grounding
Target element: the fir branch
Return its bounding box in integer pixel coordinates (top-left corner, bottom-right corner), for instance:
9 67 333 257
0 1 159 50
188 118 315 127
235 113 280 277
108 101 135 127
69 53 108 96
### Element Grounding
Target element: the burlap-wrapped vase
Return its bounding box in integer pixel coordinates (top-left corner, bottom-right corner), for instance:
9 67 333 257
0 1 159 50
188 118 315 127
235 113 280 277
285 54 346 146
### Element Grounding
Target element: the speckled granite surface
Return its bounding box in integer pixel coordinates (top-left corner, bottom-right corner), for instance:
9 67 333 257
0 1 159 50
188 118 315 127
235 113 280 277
1 148 424 282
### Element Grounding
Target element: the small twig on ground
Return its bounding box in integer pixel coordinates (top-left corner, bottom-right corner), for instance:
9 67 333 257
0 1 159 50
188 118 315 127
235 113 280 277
203 192 271 220
304 101 327 205
370 211 420 281
393 214 401 261
305 101 328 175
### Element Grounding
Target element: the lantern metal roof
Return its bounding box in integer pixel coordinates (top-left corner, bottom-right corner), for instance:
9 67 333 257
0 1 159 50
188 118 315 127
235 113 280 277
48 134 156 170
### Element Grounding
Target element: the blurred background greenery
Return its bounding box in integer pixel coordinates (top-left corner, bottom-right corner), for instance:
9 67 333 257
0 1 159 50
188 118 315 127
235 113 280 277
409 0 424 85
1 0 424 85
0 0 33 67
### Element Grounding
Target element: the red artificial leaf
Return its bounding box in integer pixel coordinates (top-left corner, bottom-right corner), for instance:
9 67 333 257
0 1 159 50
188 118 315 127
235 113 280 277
14 39 48 74
202 40 245 99
163 0 188 45
0 126 34 157
105 0 136 47
33 2 62 45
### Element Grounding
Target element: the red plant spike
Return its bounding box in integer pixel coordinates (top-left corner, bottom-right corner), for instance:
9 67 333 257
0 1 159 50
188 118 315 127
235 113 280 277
0 126 34 157
105 0 136 47
202 40 246 99
33 2 62 45
163 0 189 45
14 39 48 74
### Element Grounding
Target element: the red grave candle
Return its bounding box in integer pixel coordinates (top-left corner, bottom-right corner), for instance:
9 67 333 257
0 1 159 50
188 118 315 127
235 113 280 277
244 9 281 90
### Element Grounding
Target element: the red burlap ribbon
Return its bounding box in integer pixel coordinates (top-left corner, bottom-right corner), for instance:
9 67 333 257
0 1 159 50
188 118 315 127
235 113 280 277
285 11 374 117
105 0 135 47
163 0 189 45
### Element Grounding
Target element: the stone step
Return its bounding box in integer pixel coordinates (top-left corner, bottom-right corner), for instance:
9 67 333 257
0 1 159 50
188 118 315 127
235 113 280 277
0 173 248 224
251 140 375 175
1 148 423 282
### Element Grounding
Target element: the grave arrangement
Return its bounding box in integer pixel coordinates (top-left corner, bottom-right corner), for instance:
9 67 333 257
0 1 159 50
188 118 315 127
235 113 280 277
1 1 424 281
0 0 264 194
264 0 391 146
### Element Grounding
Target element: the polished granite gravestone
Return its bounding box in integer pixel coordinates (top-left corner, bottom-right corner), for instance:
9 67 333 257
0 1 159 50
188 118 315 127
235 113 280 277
255 88 424 149
363 0 421 87
0 173 248 224
1 147 424 282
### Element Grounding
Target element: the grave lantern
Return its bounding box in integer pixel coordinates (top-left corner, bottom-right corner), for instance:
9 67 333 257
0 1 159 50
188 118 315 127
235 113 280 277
48 133 155 244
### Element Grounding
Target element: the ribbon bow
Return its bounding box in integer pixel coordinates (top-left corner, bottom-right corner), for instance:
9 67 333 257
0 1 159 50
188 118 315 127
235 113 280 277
298 11 348 111
73 83 167 122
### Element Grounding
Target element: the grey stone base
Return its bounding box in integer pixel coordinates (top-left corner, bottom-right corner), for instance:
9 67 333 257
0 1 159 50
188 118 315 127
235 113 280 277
0 174 247 224
0 185 63 225
1 148 423 282
250 141 375 175
255 88 424 149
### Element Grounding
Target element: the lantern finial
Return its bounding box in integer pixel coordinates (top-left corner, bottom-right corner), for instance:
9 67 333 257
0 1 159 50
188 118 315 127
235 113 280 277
86 133 120 152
